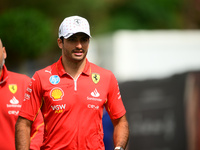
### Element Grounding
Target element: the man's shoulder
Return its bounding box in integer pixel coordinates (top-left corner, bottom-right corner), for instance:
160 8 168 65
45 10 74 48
7 71 30 80
33 62 57 81
6 71 31 85
90 62 112 75
35 62 56 75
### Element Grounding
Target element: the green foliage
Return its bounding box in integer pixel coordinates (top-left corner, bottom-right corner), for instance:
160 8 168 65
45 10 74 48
108 0 185 31
1 0 198 38
0 0 199 61
0 8 53 60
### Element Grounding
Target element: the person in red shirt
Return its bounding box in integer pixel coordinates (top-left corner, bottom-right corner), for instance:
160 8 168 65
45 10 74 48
0 38 44 150
15 16 129 150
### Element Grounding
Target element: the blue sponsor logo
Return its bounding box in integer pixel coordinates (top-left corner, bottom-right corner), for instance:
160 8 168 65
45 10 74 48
49 75 60 85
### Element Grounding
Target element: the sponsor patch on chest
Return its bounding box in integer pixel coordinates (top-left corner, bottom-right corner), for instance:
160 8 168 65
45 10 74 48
50 87 64 101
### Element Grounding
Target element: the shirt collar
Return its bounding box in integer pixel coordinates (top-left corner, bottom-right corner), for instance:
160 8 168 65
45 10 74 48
56 56 91 77
0 65 8 84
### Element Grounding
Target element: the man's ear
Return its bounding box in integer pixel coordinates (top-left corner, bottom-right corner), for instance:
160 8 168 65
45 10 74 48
57 38 63 49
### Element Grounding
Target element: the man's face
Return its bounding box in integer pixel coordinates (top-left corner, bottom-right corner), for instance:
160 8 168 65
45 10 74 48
0 40 6 70
59 33 90 63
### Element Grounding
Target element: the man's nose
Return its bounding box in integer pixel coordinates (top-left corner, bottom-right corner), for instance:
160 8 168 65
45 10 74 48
75 40 82 49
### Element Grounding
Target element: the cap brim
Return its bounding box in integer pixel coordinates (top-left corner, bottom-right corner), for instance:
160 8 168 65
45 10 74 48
63 32 91 39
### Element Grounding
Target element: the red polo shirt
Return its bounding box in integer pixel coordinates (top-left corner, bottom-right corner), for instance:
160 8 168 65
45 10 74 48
0 65 44 150
19 57 126 150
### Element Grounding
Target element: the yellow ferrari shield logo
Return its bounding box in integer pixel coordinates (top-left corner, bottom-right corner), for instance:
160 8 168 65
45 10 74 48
9 84 17 94
92 73 100 84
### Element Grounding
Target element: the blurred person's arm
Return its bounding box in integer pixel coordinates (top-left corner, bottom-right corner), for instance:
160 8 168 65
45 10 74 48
15 116 32 150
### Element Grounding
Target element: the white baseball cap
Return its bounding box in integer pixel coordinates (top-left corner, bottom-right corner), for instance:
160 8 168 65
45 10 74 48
58 16 91 39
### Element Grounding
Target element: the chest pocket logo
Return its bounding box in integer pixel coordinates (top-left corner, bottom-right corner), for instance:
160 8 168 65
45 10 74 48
9 84 17 94
49 75 60 85
92 73 100 84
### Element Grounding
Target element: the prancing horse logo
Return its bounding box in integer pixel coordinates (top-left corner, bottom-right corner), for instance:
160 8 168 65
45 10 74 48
74 19 81 26
9 84 17 94
92 73 100 84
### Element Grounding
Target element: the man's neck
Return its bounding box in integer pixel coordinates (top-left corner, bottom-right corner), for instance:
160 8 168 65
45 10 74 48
62 58 86 79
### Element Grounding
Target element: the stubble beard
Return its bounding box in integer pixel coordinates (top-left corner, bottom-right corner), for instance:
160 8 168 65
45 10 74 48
0 58 5 70
70 49 87 62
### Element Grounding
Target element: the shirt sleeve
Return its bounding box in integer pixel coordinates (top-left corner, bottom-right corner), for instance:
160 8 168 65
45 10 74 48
105 72 126 120
19 72 43 122
19 72 44 149
30 110 44 150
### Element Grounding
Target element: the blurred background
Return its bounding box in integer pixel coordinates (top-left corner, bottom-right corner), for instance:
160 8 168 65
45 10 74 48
0 0 200 150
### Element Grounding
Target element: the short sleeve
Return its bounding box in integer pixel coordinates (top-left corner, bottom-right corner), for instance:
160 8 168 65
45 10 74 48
19 72 43 121
105 72 126 120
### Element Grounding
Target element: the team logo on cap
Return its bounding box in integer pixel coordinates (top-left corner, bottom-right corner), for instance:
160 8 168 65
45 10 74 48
74 19 81 26
49 75 60 85
9 84 17 94
50 87 64 101
92 73 100 84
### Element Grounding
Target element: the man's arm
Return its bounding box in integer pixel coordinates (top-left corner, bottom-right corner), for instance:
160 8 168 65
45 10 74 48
15 116 32 150
112 115 129 149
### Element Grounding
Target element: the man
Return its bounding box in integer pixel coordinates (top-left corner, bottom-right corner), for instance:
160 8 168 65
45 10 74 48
15 16 129 150
0 38 44 150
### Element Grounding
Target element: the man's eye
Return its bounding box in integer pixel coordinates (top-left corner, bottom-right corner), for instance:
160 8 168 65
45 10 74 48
82 38 89 42
68 38 76 41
